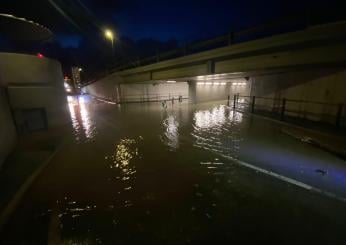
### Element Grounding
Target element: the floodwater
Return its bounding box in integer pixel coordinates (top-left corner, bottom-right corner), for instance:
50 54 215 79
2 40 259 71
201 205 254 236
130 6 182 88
2 95 346 244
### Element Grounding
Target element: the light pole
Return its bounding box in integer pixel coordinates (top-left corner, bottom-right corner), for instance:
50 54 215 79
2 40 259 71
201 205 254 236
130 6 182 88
104 29 114 59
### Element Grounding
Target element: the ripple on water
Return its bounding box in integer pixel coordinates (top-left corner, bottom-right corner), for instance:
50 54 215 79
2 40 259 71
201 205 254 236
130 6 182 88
193 105 244 162
161 113 180 150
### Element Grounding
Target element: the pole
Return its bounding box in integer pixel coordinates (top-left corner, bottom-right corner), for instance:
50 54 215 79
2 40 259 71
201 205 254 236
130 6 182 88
111 37 114 60
281 98 286 121
233 95 236 110
251 96 256 113
336 103 343 128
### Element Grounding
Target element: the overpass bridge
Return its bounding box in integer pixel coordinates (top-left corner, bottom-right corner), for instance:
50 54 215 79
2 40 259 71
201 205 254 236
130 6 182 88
113 21 346 83
84 21 346 125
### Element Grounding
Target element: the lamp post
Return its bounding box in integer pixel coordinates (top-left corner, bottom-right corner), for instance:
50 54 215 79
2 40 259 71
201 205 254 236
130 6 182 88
104 29 114 59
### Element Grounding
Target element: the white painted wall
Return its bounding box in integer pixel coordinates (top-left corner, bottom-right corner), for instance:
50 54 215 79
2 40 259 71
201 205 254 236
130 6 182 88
85 75 189 103
191 78 251 103
120 82 188 102
85 74 124 101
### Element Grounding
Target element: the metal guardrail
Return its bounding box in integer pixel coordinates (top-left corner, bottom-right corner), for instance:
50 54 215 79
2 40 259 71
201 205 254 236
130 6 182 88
107 93 188 104
230 94 345 129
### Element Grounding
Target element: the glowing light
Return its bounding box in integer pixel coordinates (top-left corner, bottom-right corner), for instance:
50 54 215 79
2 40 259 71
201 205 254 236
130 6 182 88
166 80 176 83
214 82 220 85
221 82 227 85
37 53 44 58
78 67 83 72
205 82 212 85
197 82 205 85
232 82 246 86
104 29 114 40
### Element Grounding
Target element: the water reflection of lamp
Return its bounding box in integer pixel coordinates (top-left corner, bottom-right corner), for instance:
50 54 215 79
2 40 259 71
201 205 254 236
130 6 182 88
163 115 179 149
67 95 96 142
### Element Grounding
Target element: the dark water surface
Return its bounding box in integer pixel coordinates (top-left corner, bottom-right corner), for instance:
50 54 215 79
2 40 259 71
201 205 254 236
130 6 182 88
2 95 346 244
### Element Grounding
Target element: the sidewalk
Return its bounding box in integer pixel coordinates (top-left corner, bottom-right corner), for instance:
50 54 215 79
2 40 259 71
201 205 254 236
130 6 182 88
281 126 346 161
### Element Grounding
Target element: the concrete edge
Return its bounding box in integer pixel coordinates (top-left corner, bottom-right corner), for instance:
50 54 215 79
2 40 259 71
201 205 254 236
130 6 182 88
0 143 62 231
234 108 346 142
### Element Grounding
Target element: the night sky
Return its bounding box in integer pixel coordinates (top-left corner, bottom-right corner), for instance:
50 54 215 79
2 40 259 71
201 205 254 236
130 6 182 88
1 0 345 76
0 0 326 46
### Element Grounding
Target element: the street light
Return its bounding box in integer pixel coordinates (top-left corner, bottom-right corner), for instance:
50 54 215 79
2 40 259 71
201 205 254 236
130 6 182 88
104 29 114 58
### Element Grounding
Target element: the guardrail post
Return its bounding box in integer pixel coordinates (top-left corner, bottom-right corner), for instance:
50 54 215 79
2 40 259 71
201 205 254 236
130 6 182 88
251 96 256 113
233 95 236 109
281 98 286 121
336 103 344 128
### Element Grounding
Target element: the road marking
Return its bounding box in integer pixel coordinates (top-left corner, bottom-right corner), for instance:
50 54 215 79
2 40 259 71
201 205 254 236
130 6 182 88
220 153 346 203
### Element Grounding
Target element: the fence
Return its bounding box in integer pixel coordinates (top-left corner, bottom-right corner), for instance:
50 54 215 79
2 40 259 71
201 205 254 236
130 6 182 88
119 93 188 104
230 94 346 129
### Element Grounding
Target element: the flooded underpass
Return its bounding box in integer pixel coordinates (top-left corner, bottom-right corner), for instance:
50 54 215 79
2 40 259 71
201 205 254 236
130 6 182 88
2 95 346 244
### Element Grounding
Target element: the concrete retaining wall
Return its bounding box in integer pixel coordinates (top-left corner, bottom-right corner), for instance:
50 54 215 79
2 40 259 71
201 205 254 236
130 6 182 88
85 74 189 103
250 68 346 124
0 52 69 131
0 52 69 165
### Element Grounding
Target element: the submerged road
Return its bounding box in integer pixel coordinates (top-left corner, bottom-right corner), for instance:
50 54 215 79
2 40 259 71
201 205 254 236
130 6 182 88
2 95 346 244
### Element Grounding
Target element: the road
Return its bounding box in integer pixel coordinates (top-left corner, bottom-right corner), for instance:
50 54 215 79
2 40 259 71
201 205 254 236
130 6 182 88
2 95 346 244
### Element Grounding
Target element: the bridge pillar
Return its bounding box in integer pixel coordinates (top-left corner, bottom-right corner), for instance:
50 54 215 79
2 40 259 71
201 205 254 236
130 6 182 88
188 81 197 104
206 60 215 74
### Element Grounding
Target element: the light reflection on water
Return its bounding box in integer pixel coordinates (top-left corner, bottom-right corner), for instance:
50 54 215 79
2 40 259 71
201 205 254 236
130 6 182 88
107 138 141 199
67 95 97 142
162 114 179 150
192 105 244 170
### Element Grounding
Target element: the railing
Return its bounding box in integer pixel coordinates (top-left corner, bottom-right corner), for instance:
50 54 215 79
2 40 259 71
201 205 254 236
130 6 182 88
230 94 345 129
110 14 308 72
119 93 188 104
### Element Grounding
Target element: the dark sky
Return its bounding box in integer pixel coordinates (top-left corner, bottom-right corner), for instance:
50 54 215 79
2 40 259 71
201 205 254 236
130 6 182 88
0 0 320 47
1 0 345 77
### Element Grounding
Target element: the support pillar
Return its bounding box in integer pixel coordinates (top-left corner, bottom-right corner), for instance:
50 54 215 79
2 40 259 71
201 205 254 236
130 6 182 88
188 81 197 104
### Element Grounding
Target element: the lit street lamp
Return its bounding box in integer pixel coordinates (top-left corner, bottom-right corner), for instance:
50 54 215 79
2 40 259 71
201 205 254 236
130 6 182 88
104 29 114 58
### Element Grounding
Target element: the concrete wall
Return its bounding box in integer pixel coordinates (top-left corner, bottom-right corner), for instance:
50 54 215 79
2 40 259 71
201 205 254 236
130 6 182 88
0 88 17 167
189 78 251 103
250 68 346 123
120 82 188 102
85 74 124 101
0 52 63 86
0 52 69 132
85 73 189 103
0 52 69 165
